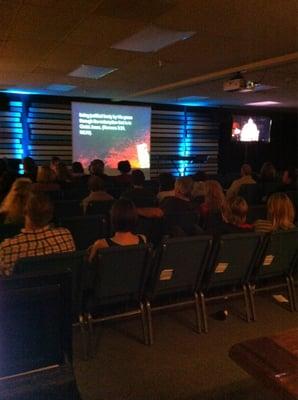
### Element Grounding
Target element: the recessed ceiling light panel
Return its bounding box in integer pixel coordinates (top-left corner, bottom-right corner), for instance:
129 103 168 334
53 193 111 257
246 101 281 106
69 65 117 79
112 26 196 53
47 84 76 92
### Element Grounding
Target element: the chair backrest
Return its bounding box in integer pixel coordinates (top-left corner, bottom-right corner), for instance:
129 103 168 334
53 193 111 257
14 251 86 319
59 215 108 250
253 228 298 281
53 200 82 220
0 270 72 378
163 211 200 236
0 223 23 243
203 233 263 290
239 184 261 205
89 244 149 308
247 205 267 224
148 235 212 298
135 216 164 246
86 200 114 216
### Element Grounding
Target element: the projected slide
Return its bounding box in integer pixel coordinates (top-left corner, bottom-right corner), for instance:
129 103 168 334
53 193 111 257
72 102 151 175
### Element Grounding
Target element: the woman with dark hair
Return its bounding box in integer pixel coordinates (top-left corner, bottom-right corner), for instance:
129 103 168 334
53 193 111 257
114 160 132 184
71 161 84 177
89 199 146 260
23 156 37 182
157 172 175 203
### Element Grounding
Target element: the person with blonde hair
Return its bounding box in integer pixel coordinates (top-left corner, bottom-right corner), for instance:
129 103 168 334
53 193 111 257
254 192 296 232
32 165 60 192
0 178 32 224
199 180 227 229
226 163 256 200
224 196 253 232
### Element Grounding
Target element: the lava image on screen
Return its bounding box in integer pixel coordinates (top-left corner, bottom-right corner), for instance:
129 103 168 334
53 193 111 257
231 115 271 143
72 102 151 175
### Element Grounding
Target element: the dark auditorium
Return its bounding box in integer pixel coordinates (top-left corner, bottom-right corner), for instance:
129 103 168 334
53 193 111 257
0 1 298 399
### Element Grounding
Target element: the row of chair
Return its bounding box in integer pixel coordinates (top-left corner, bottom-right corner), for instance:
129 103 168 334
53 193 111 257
10 229 298 351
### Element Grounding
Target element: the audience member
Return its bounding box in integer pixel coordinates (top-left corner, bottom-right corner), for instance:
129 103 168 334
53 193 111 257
122 169 156 207
82 176 114 213
0 178 32 224
226 164 256 200
89 199 146 260
72 161 85 178
279 167 297 192
23 156 37 182
199 180 227 229
50 156 61 176
0 192 75 275
55 161 72 184
157 172 175 203
89 159 110 183
0 159 16 202
222 196 253 233
254 192 295 233
114 160 132 184
259 162 277 183
161 176 201 236
32 165 60 192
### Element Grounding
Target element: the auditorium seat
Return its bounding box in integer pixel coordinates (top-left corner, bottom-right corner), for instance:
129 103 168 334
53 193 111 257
0 270 81 399
53 200 82 220
59 215 108 250
197 232 263 332
247 228 298 319
86 244 150 349
238 184 262 205
145 235 212 344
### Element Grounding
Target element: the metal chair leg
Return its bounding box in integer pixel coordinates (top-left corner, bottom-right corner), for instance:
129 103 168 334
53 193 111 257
289 276 297 311
140 302 148 345
87 313 95 357
243 285 252 322
199 292 208 333
146 300 153 345
79 314 88 360
247 284 256 321
286 277 295 312
194 292 202 334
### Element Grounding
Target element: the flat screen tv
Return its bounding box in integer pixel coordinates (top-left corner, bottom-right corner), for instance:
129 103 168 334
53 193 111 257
231 115 272 143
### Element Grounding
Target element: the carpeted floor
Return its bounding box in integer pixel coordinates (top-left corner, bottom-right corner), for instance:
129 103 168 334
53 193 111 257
73 292 298 400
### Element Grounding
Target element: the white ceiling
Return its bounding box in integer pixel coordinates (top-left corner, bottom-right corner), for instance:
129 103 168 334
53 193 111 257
0 0 297 108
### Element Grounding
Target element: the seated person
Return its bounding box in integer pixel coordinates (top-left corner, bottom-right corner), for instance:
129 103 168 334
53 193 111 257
0 178 32 224
0 192 75 276
157 172 175 203
122 169 157 207
278 167 297 192
217 196 253 234
82 176 114 213
254 192 296 233
258 162 277 183
114 160 132 185
161 176 201 236
23 156 37 182
89 199 146 260
55 161 72 184
32 165 60 192
226 164 256 200
88 159 110 184
71 161 85 179
199 180 227 230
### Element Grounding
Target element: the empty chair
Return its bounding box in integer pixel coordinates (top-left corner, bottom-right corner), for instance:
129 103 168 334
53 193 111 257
0 270 81 399
145 235 212 344
86 200 114 216
86 244 150 347
53 200 82 220
248 228 298 318
197 233 263 332
59 215 108 250
238 184 262 205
